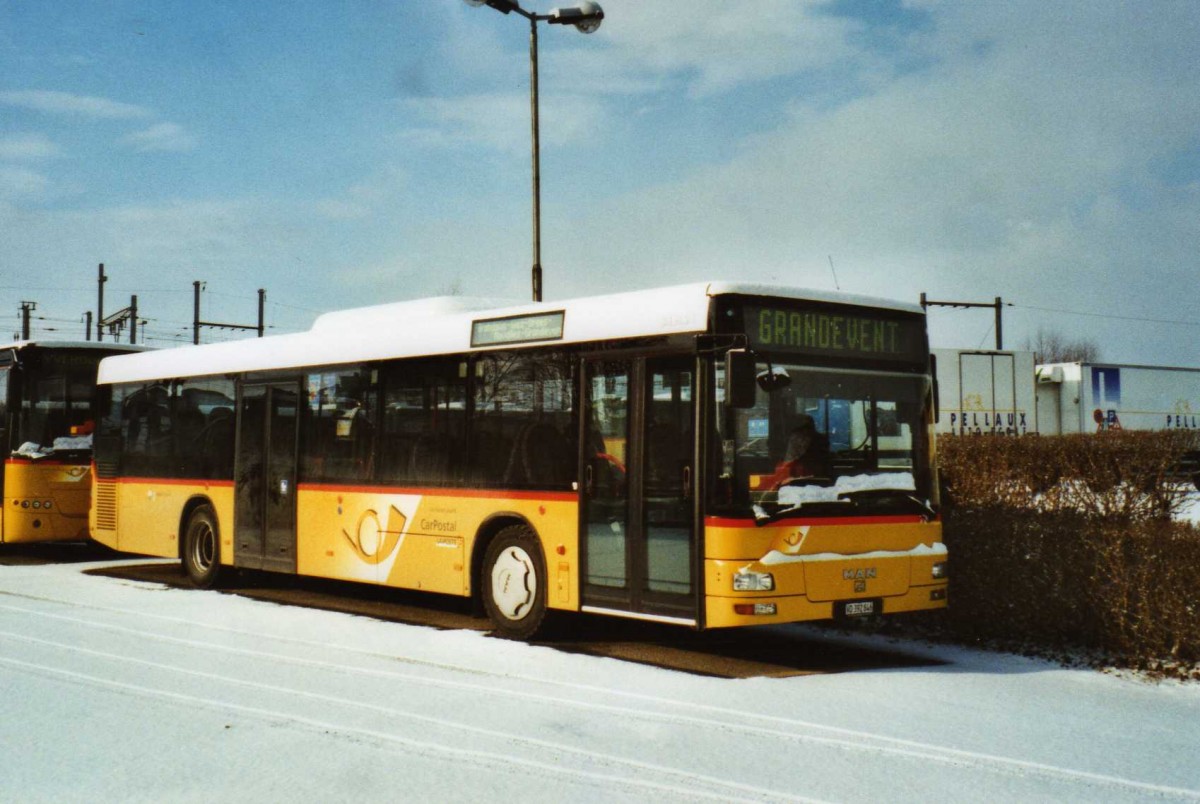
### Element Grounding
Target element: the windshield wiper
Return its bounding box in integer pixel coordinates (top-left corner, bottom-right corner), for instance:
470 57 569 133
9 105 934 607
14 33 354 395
753 498 853 526
836 488 936 518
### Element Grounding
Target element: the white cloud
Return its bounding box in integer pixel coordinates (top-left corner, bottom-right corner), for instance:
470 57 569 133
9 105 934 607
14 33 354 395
591 0 861 97
397 93 604 154
121 122 198 153
312 199 369 221
0 134 60 161
450 1 865 101
4 2 1198 366
536 1 1200 364
0 166 50 198
397 94 527 152
0 90 152 119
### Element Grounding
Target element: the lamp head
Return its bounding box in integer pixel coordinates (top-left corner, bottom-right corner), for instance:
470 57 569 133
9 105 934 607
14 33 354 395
463 0 520 13
549 1 604 33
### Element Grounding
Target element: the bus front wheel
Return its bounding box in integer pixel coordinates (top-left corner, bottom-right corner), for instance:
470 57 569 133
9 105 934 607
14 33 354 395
482 525 548 640
182 505 222 589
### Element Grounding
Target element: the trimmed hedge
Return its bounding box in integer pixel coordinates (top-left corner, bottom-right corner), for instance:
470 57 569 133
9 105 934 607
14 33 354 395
923 432 1200 676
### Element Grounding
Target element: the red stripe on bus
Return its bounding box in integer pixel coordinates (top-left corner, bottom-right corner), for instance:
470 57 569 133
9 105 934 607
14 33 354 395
300 483 577 502
115 477 236 488
6 458 84 467
105 476 574 502
705 514 931 527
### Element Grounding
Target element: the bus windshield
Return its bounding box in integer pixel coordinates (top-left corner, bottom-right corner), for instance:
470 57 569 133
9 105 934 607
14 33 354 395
12 351 104 458
714 361 934 522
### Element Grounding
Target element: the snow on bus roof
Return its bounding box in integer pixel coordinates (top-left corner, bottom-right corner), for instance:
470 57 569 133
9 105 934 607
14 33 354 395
309 295 508 334
0 340 151 354
96 282 923 385
705 282 922 315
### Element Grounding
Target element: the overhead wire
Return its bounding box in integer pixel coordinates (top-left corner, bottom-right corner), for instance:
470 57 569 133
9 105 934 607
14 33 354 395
1010 302 1200 328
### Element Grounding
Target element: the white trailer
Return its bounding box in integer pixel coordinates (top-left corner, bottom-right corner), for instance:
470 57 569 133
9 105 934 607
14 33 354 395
1035 362 1200 435
932 349 1037 436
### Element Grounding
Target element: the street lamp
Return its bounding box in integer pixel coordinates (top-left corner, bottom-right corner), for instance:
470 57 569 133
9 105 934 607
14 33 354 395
464 0 605 302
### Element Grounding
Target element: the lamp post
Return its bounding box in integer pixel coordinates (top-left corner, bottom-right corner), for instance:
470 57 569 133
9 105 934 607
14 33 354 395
464 0 605 302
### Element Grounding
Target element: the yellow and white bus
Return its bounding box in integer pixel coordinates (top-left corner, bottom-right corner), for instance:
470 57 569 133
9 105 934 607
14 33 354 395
1 341 143 544
91 282 946 637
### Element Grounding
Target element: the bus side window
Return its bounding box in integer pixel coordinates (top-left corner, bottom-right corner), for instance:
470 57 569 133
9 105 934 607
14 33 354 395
303 367 376 482
0 368 8 456
472 351 576 490
171 378 236 480
123 383 173 476
173 387 206 474
380 358 466 487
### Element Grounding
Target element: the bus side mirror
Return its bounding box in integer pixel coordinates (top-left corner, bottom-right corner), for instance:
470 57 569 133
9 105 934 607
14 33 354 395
726 349 757 409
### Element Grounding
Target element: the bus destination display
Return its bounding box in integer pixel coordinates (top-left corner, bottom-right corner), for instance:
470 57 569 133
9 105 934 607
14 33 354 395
746 304 924 363
471 311 565 348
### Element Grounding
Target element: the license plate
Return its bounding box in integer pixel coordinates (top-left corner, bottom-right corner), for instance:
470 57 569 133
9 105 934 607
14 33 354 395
842 600 876 617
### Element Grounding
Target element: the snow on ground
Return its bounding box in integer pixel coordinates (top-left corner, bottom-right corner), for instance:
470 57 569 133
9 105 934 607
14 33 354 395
1 559 1198 803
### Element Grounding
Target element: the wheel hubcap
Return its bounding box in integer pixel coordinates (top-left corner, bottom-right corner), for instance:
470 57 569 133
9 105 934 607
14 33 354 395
490 546 536 621
191 523 214 571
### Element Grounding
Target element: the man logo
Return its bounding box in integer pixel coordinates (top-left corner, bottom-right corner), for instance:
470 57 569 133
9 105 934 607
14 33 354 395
842 567 877 581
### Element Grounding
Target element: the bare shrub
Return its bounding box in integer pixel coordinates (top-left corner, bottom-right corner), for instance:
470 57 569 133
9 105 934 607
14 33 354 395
1090 519 1200 668
931 431 1200 676
939 431 1200 520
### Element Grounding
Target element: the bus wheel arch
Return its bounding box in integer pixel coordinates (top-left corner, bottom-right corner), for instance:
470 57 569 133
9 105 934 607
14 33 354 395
474 516 549 640
180 497 222 589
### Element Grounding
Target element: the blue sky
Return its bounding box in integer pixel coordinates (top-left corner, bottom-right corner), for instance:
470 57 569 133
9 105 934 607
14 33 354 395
2 1 1199 363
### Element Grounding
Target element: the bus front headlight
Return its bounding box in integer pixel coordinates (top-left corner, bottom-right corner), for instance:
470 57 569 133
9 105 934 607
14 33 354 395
733 570 775 592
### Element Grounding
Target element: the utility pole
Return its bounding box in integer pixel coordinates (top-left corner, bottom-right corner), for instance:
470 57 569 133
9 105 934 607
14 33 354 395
96 263 107 342
193 281 267 345
100 295 139 343
19 301 36 340
920 293 1005 350
193 280 202 344
84 311 93 341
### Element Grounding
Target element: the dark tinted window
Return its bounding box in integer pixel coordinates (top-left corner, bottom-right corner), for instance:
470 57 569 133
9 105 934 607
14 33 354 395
115 377 236 479
302 367 377 482
471 351 576 489
380 359 467 486
0 368 9 457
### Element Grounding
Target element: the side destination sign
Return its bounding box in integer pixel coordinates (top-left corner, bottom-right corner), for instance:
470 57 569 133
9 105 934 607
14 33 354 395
471 311 565 347
746 304 924 362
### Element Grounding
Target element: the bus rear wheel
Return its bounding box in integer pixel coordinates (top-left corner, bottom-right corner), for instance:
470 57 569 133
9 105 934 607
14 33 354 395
482 525 548 640
182 505 222 589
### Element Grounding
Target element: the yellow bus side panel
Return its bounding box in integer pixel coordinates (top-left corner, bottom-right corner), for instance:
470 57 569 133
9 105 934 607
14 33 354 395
3 461 92 543
106 480 234 561
294 487 580 609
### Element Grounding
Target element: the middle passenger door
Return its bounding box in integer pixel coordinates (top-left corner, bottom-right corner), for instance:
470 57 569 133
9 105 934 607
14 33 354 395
234 381 300 572
580 355 696 624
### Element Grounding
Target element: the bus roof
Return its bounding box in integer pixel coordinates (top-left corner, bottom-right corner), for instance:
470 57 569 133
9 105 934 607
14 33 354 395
0 340 150 354
97 281 924 385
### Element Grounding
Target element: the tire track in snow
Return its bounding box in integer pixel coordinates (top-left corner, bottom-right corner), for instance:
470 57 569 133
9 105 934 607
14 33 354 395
3 593 1199 801
0 633 815 804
